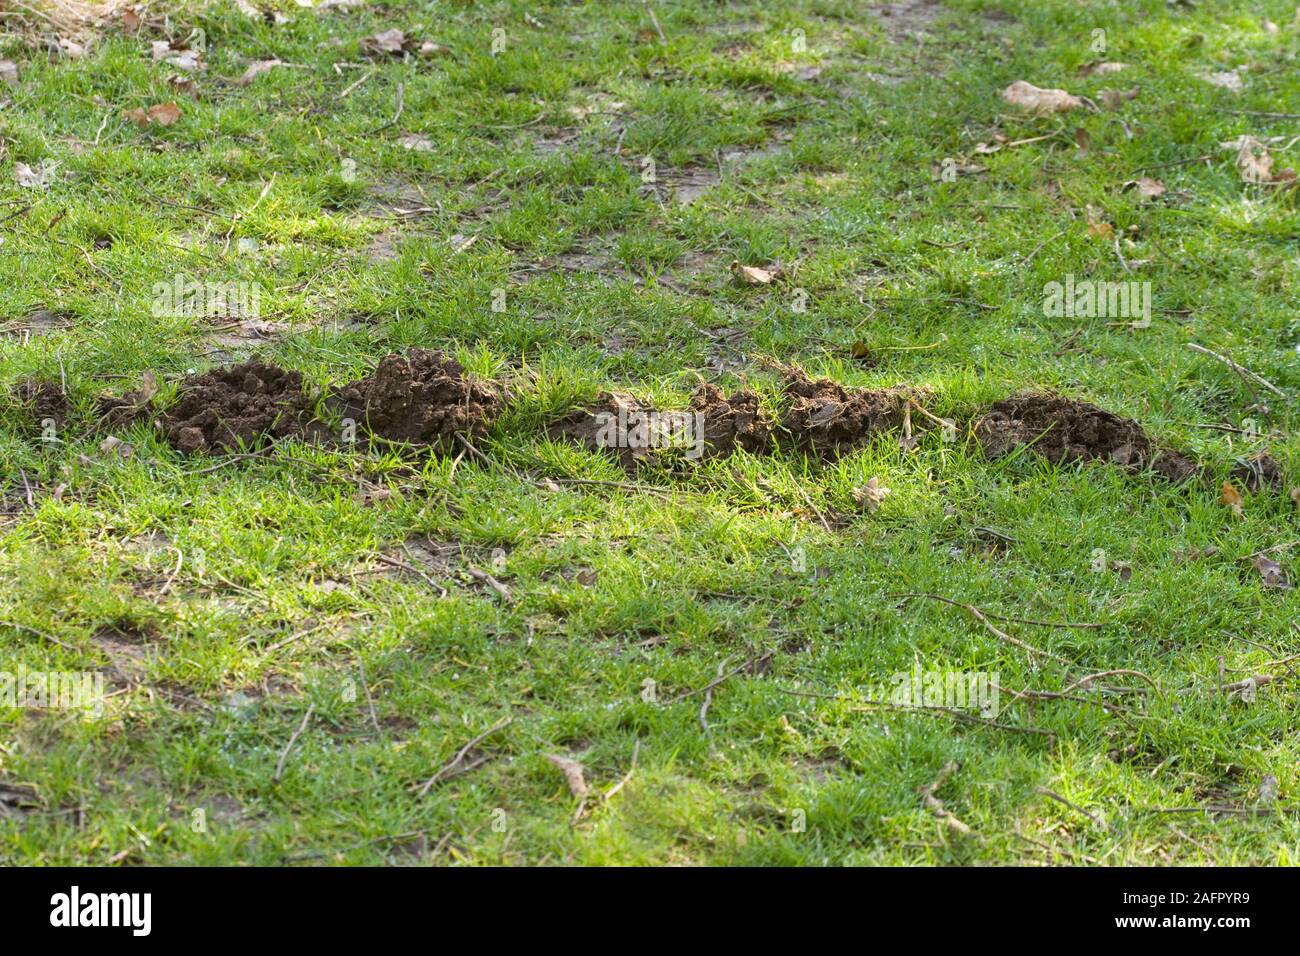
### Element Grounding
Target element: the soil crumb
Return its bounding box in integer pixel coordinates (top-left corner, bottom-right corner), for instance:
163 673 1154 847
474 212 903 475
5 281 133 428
975 394 1198 482
780 369 905 456
331 350 502 449
161 361 315 455
1232 452 1284 493
12 378 72 431
691 383 774 456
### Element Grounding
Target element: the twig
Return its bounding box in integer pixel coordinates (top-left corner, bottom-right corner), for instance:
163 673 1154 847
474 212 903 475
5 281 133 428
1187 343 1286 399
0 619 79 652
273 704 316 783
642 0 667 44
357 655 381 735
466 567 511 600
919 762 973 836
666 653 771 705
699 658 731 733
899 594 1074 665
1036 785 1107 831
414 717 513 796
1058 669 1163 698
603 741 641 802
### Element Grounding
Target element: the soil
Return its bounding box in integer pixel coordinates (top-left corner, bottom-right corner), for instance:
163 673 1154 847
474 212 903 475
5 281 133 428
13 378 72 431
780 369 905 456
974 394 1199 482
1232 452 1284 493
691 383 774 456
96 385 156 431
330 349 502 449
546 392 655 470
160 361 316 455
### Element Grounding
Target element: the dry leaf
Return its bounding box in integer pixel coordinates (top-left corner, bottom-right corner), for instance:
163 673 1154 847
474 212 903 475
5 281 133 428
575 569 598 587
237 59 282 85
1232 136 1294 184
1098 86 1140 109
852 477 891 513
1122 177 1166 199
15 161 54 189
545 754 589 798
419 41 451 57
1079 61 1127 76
1085 205 1115 238
730 261 781 285
121 7 141 33
1002 80 1083 114
1253 554 1291 589
59 39 85 59
1220 481 1244 517
0 60 18 86
99 436 134 460
168 74 200 98
125 102 182 128
361 28 410 56
398 133 434 152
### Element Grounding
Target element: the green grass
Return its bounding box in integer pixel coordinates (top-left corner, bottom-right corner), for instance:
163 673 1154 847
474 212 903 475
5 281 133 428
1 0 1298 865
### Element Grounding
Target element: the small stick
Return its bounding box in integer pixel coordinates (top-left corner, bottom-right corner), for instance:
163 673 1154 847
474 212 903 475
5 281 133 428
603 741 641 802
666 653 771 705
642 0 667 44
1058 669 1163 698
1036 785 1106 831
415 717 513 796
273 704 316 783
919 762 972 836
357 655 381 734
1187 343 1286 399
0 619 78 652
699 658 731 733
900 594 1074 665
466 567 511 600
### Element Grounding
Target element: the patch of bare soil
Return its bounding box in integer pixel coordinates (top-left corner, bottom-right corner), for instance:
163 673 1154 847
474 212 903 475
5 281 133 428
975 394 1198 482
1 308 71 338
692 383 774 457
12 378 71 430
91 623 155 685
330 350 502 449
780 368 906 456
160 361 316 455
869 0 942 40
1232 452 1284 493
95 377 157 430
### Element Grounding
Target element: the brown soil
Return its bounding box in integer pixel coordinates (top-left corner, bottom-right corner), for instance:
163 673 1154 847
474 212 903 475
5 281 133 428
160 361 315 455
780 369 905 456
330 349 502 449
95 386 156 431
691 383 774 456
975 394 1199 482
12 378 72 430
1232 452 1284 493
546 392 655 470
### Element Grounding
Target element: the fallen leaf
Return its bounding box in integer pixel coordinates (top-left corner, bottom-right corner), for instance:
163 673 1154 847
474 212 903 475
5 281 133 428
1122 177 1166 199
1220 481 1244 517
1201 70 1243 92
1098 86 1140 109
1002 80 1082 114
418 41 451 57
1232 136 1293 184
14 161 54 189
168 74 200 98
545 754 589 798
575 569 598 587
237 59 282 85
124 102 182 128
1085 205 1115 238
398 133 434 152
852 477 891 513
59 39 85 59
730 261 781 285
1079 61 1127 76
361 28 410 56
0 60 18 86
1253 554 1291 589
99 436 134 460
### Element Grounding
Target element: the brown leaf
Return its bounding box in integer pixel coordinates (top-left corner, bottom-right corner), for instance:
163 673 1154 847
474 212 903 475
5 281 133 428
14 161 52 189
575 569 598 587
168 74 200 98
1085 205 1115 239
1098 87 1140 109
125 102 182 128
1220 481 1244 517
851 477 891 513
120 7 141 33
237 59 282 85
361 28 410 56
1122 177 1166 199
1253 555 1291 590
545 754 589 798
1001 80 1082 114
730 261 781 285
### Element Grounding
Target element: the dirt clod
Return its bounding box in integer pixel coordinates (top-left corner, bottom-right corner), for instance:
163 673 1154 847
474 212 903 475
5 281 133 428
781 369 905 456
546 392 655 470
975 394 1198 482
1232 452 1284 493
331 350 501 449
12 378 71 431
691 383 774 456
161 361 315 455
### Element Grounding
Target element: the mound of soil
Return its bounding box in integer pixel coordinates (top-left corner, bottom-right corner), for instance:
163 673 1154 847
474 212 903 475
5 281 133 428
161 361 315 455
12 378 71 431
975 394 1198 482
780 369 905 456
95 382 156 431
330 350 501 449
691 383 774 457
546 392 656 470
1232 452 1284 493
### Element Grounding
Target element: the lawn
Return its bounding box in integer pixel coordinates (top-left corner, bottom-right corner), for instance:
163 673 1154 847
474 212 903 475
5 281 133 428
1 0 1298 865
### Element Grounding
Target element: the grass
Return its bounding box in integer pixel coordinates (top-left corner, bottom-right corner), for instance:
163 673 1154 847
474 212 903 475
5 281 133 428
0 0 1298 865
